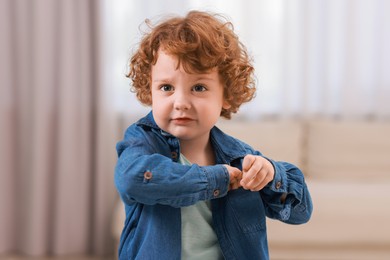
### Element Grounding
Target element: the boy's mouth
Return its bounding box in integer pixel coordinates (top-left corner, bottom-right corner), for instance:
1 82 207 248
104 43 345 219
171 117 194 124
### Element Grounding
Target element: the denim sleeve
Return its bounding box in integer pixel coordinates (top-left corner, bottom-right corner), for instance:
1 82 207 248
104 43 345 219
114 135 229 208
260 159 313 224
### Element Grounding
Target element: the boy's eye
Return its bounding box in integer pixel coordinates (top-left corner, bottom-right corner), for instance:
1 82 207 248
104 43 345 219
160 84 173 92
192 84 206 92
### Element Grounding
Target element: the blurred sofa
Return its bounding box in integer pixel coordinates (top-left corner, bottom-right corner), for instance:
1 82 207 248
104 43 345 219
112 119 390 259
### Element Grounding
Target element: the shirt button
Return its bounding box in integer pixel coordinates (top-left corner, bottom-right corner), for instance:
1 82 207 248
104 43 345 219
213 189 220 197
171 151 178 159
144 171 153 180
275 181 282 189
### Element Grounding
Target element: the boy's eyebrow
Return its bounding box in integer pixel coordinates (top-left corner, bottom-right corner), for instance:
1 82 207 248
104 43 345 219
152 77 173 83
193 75 215 81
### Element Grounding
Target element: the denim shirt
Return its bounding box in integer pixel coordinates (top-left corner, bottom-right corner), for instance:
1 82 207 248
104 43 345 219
115 112 313 260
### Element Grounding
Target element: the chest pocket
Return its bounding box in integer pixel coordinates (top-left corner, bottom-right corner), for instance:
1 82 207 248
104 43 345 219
226 188 266 234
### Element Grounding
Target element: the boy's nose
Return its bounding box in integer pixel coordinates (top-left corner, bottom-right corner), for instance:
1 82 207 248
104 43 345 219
173 92 191 110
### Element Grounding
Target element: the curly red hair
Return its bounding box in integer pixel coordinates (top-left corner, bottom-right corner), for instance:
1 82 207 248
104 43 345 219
127 11 256 119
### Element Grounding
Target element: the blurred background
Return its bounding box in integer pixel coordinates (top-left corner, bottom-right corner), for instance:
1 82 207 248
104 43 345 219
1 0 389 259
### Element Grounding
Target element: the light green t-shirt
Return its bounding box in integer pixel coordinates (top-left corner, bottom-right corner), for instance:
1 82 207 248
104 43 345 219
179 154 223 260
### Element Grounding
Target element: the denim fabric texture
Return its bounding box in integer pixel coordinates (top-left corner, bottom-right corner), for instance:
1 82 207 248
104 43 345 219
114 112 313 260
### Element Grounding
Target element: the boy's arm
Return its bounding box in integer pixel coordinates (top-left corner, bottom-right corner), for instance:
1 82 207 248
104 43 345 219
114 138 230 208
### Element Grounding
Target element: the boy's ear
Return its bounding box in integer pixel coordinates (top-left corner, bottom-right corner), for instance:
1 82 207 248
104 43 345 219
222 100 231 110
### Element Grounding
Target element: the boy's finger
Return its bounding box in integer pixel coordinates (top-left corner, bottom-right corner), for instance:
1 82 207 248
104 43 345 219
241 167 256 185
234 168 243 179
241 158 262 184
242 154 256 171
225 165 243 181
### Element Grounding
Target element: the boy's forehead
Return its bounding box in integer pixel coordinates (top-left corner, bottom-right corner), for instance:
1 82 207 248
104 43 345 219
152 52 219 81
154 49 218 75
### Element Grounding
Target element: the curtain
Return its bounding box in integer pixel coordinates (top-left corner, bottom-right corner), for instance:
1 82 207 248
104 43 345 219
0 0 118 256
108 0 390 120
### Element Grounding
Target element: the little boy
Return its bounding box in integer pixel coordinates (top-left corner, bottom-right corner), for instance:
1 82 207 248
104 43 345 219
115 10 313 259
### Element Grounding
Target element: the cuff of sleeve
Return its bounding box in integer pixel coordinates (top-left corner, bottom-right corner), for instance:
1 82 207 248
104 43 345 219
263 157 288 193
264 158 305 221
202 165 229 199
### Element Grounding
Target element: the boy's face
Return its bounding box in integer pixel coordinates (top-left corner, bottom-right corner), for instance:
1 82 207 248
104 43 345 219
151 50 230 142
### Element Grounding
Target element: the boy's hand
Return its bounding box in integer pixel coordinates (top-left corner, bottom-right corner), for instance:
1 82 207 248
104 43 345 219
240 155 274 191
224 165 242 191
